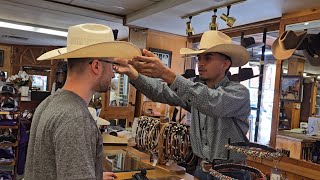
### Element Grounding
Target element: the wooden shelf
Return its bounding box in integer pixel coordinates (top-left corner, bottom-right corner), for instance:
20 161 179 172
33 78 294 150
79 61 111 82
0 111 20 115
0 160 15 166
0 126 18 129
0 141 18 147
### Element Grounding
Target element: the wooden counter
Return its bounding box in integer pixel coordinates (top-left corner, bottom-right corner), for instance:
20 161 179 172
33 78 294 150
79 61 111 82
276 130 319 160
103 146 197 180
247 156 320 179
277 130 320 142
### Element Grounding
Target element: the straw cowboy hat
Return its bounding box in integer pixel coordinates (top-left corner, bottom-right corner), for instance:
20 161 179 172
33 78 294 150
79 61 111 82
241 37 265 49
180 30 249 67
271 30 307 60
303 33 320 66
88 107 110 126
37 23 141 61
229 68 260 82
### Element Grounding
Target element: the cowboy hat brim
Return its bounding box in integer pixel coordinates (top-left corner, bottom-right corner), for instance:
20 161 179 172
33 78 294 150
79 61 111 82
245 42 265 49
97 117 110 126
230 74 260 82
37 41 141 61
271 37 295 60
272 32 307 60
303 48 320 66
180 44 249 67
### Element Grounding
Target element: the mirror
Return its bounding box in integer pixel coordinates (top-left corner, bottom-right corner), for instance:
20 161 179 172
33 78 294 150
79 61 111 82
104 149 154 172
276 18 320 163
109 73 130 107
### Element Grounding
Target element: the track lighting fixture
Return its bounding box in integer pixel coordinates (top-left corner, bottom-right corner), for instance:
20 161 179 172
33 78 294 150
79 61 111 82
220 5 236 27
186 16 194 36
209 9 218 30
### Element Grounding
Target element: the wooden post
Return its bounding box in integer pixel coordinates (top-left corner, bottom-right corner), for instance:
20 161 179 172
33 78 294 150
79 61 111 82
286 58 305 129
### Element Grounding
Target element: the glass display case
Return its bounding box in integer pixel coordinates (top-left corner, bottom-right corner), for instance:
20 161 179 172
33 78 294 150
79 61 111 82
105 149 154 172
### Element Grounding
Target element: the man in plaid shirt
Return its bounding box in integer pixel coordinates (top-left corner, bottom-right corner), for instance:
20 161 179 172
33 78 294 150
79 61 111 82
115 30 251 179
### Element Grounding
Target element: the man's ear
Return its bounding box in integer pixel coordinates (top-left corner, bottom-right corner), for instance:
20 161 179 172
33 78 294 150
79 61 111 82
223 59 232 71
90 59 100 75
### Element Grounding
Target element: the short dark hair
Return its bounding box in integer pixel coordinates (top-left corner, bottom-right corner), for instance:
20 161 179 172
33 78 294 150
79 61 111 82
67 58 92 74
216 53 232 75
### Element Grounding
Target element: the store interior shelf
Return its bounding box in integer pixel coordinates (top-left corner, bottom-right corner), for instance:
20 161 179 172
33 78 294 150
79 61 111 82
0 126 18 129
0 142 18 147
0 160 15 166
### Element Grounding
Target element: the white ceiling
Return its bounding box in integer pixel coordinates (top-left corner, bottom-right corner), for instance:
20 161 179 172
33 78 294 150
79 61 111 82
0 0 319 46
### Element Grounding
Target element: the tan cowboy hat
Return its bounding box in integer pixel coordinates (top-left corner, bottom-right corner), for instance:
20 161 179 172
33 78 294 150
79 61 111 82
271 30 307 60
88 107 110 126
37 23 141 61
180 30 249 67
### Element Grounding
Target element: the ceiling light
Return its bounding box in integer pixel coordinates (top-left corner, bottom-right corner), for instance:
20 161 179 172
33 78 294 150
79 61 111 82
209 9 218 30
220 5 236 27
112 6 125 10
186 16 194 36
0 21 67 37
304 22 309 25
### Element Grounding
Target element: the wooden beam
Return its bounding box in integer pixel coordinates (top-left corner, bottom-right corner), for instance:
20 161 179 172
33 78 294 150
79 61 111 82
125 0 191 24
189 18 280 41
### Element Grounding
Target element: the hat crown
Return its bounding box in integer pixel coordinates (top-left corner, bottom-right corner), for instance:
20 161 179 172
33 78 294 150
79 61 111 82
241 37 255 48
67 24 114 52
199 31 232 50
239 68 254 77
279 30 306 50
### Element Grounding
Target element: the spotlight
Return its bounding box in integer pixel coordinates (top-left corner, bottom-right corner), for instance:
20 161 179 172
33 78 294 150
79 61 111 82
209 9 218 30
186 16 194 36
220 5 236 27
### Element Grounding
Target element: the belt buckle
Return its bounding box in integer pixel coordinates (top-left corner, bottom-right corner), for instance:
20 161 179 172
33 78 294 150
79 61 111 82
200 160 211 172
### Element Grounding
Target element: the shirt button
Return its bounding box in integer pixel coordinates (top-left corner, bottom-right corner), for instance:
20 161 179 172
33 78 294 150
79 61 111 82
174 88 178 92
202 127 205 130
188 99 191 102
205 143 208 145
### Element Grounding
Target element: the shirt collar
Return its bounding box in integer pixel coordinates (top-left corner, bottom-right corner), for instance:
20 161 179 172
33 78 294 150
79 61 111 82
213 76 230 89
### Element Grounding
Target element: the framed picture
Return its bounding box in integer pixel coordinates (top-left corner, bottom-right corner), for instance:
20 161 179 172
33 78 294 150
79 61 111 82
149 48 172 68
280 75 303 102
0 50 4 67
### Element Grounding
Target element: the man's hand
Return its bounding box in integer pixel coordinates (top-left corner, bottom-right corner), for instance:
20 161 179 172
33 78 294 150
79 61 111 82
130 49 176 84
103 172 117 180
113 58 139 80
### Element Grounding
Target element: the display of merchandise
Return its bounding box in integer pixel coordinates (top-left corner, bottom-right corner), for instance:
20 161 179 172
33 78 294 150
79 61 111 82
209 163 267 180
0 88 22 179
224 142 283 159
204 141 284 179
134 116 195 166
0 170 13 180
135 116 160 153
158 122 192 164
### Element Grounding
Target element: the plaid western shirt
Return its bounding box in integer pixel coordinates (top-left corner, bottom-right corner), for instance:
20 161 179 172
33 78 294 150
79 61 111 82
131 74 251 163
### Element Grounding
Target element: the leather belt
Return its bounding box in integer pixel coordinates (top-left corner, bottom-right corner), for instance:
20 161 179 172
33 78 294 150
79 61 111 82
199 159 245 172
199 160 213 172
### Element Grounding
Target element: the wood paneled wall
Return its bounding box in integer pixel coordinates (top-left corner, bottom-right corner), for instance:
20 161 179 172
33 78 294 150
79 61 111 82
136 29 189 118
0 44 12 76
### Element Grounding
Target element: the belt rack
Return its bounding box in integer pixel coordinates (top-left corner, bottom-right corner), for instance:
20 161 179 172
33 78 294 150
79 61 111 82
134 116 194 165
